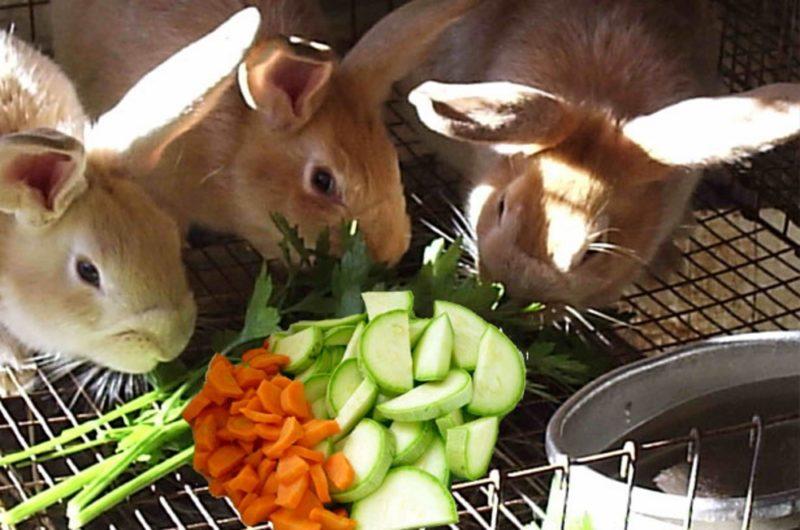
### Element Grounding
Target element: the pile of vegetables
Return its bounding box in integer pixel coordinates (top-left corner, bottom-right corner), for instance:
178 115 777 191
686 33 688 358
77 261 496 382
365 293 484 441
0 221 605 529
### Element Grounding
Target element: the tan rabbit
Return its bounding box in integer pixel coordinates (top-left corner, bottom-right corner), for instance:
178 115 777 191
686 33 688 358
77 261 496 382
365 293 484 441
0 8 261 382
407 0 800 309
51 0 482 265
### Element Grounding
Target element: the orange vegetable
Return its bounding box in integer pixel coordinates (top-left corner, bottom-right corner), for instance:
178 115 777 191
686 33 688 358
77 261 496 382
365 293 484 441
235 365 268 389
255 424 282 441
276 473 309 509
262 472 280 495
249 353 291 371
264 417 304 459
207 354 245 398
281 381 311 419
216 428 236 443
207 445 246 479
257 380 285 415
193 450 211 474
333 508 348 518
208 478 226 498
230 398 251 416
241 494 278 526
239 440 256 455
258 459 277 481
277 455 310 484
201 384 228 406
242 348 268 363
227 415 258 442
286 446 325 464
205 406 229 429
241 408 283 424
323 453 354 491
299 420 341 448
239 492 258 512
309 465 331 504
272 374 293 389
271 509 322 530
245 450 264 469
292 490 323 518
246 396 265 412
227 464 260 493
183 393 211 423
194 414 218 453
309 508 356 530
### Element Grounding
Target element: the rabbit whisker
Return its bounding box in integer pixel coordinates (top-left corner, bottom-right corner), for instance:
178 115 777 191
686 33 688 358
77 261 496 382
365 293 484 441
420 218 456 243
586 308 635 329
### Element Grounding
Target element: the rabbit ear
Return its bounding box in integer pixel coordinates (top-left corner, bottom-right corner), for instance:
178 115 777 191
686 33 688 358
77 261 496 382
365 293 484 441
409 81 571 155
341 0 481 106
0 129 87 226
623 83 800 168
87 7 261 172
238 35 336 132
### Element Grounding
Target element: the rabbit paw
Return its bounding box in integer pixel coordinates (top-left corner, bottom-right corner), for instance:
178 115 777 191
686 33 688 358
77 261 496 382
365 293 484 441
0 329 35 398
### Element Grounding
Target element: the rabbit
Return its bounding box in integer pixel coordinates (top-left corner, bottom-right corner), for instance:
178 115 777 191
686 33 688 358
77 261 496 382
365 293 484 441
50 0 483 266
0 8 262 387
406 0 800 310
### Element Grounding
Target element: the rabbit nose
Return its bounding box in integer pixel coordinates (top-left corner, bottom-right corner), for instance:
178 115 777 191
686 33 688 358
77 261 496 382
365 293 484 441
363 211 411 266
137 299 197 362
547 205 590 273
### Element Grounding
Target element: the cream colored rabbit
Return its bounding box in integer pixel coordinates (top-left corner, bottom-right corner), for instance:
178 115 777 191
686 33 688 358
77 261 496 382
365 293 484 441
51 0 482 265
408 0 800 309
0 8 261 382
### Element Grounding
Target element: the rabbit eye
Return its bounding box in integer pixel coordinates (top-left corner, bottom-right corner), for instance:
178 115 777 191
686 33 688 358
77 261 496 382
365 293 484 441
497 193 507 220
310 168 337 197
76 259 101 289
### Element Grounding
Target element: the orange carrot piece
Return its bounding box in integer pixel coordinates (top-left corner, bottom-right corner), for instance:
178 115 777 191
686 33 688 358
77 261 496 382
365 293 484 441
241 408 283 424
262 472 280 495
227 489 245 508
208 478 226 498
258 458 277 481
194 414 218 453
207 356 245 399
323 452 355 491
309 465 331 504
309 507 357 530
193 449 211 474
256 380 285 415
249 353 291 371
255 423 282 441
246 396 265 413
207 445 246 479
239 440 256 455
333 508 348 518
292 489 323 518
227 464 260 493
205 406 229 429
276 455 310 485
264 417 304 459
216 428 236 443
275 473 309 510
245 450 264 469
286 446 325 463
299 420 340 448
183 393 211 424
241 494 278 526
238 492 258 513
227 415 258 442
242 348 268 363
230 398 251 415
235 365 268 389
281 381 311 419
271 509 322 530
201 384 228 406
272 374 293 389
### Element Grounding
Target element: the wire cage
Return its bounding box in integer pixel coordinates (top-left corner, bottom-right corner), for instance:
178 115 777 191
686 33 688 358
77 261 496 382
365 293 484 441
0 1 798 529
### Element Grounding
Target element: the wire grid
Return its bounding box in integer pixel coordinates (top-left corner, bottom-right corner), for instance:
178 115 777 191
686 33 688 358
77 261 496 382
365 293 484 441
0 0 797 529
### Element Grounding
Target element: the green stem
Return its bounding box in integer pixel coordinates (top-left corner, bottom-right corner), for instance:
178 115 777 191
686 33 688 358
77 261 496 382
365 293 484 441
69 447 194 530
0 453 126 527
14 438 117 468
0 391 162 467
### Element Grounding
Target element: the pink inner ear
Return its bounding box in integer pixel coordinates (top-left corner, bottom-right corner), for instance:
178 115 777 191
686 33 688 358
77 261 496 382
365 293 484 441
268 56 326 116
9 152 74 210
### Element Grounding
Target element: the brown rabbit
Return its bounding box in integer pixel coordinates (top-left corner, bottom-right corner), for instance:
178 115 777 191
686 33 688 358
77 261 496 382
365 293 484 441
0 9 261 383
51 0 482 265
407 0 800 309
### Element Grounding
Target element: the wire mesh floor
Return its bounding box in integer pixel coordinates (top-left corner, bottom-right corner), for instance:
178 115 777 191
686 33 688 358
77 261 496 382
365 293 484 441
0 0 799 528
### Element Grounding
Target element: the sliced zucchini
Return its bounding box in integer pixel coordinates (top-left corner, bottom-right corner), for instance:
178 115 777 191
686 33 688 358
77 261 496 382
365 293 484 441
327 358 363 416
342 321 365 361
332 419 395 503
371 394 392 423
377 369 473 422
468 325 526 417
362 291 414 321
296 348 330 383
289 313 366 332
412 435 449 485
333 379 379 440
327 346 346 368
311 398 329 420
359 310 413 394
324 325 357 347
273 326 323 374
351 467 457 530
303 374 330 403
314 439 333 458
390 421 435 466
435 408 464 438
434 301 487 371
409 318 431 347
446 416 499 480
412 313 453 382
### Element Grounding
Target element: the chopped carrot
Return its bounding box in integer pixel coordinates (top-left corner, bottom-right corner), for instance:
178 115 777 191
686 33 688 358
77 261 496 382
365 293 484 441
216 428 236 443
239 440 255 454
183 393 212 424
277 455 310 484
207 445 246 479
205 406 229 429
245 450 264 468
238 492 258 513
227 415 258 442
193 449 211 474
227 464 260 493
249 353 291 371
286 446 325 463
333 508 348 518
242 348 268 363
323 452 354 491
271 508 322 530
281 381 311 419
264 417 304 459
272 374 293 389
276 473 309 510
299 420 340 448
256 380 285 415
241 408 283 424
309 465 331 503
241 494 278 526
230 398 251 415
292 489 323 518
258 459 277 481
207 355 245 399
208 478 226 498
201 384 229 406
227 489 245 508
194 413 218 453
255 423 282 441
309 507 356 530
235 365 267 389
262 472 280 495
246 396 265 413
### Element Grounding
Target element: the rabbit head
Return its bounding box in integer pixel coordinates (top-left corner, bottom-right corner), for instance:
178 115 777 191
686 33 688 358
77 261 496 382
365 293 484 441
228 0 481 263
0 9 261 374
410 81 800 308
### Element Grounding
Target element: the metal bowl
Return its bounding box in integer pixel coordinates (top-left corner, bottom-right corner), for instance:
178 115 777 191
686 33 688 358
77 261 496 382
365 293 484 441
544 331 800 530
